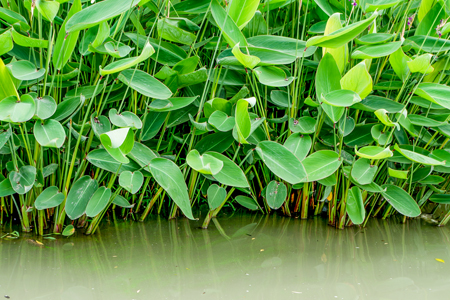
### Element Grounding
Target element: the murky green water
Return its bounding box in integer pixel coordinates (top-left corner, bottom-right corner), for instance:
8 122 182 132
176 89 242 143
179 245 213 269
1 214 450 300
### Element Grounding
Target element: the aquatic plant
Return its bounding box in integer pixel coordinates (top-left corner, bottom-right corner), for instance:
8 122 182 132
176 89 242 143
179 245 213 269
0 0 450 235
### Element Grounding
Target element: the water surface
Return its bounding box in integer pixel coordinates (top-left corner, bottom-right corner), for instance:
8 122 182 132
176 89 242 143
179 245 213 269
1 214 450 300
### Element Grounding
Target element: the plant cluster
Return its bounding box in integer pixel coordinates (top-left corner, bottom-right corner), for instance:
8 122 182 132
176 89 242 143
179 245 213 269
1 0 450 235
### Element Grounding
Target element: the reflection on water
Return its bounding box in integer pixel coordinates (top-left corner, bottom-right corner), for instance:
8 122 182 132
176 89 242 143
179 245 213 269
1 214 450 300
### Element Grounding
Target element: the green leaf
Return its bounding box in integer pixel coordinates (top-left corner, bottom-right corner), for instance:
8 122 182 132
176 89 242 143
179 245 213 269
256 141 307 184
316 53 342 123
65 176 99 220
87 149 140 174
207 184 226 211
0 178 15 197
149 157 194 220
356 33 394 45
340 61 373 99
9 60 45 81
228 0 259 29
389 46 411 82
34 119 66 148
85 187 111 217
351 158 377 185
148 97 198 112
102 41 133 58
388 167 409 179
289 116 316 134
187 149 223 175
127 142 158 171
0 7 30 31
11 28 49 48
53 0 81 70
414 83 450 110
0 30 13 56
429 194 450 204
62 225 75 237
408 114 445 127
338 116 355 136
211 0 248 47
321 89 362 107
125 33 187 66
415 1 445 37
346 186 365 225
254 66 294 87
323 13 347 74
140 111 167 141
157 18 197 45
0 94 35 123
266 181 287 210
9 165 36 195
118 69 172 100
0 58 19 101
208 110 235 132
381 184 421 217
374 109 398 129
232 43 261 69
206 152 250 188
306 12 378 48
36 0 60 22
100 128 135 164
194 131 234 154
109 109 142 129
352 95 405 113
235 99 251 144
34 94 57 120
235 195 259 210
356 146 393 159
247 35 316 58
407 54 434 74
112 195 134 208
302 150 342 182
100 42 155 75
363 0 402 12
119 171 144 194
344 124 375 146
406 35 450 53
394 144 445 166
351 42 402 59
35 186 64 210
66 0 140 32
284 133 311 161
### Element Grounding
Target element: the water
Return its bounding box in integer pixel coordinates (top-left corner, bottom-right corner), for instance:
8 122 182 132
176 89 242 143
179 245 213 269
1 214 450 300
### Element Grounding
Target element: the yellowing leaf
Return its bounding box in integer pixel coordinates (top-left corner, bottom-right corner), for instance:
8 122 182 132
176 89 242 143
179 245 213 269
436 258 445 263
232 43 260 69
341 61 373 99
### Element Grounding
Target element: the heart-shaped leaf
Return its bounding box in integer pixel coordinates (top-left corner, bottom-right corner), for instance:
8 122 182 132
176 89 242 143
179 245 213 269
187 149 223 175
119 171 144 194
0 94 35 123
34 119 66 148
207 184 226 211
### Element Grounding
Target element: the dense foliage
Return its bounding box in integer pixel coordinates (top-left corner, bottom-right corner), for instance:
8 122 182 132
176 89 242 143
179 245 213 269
1 0 450 235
